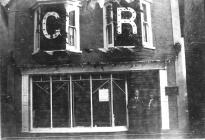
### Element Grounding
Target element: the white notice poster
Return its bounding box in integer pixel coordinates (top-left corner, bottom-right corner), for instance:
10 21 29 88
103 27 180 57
99 89 109 102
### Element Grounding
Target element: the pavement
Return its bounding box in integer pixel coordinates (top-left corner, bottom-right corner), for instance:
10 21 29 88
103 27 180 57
2 130 200 140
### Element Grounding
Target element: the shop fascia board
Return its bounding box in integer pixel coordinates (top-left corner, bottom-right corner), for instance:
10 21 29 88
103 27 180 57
21 61 165 75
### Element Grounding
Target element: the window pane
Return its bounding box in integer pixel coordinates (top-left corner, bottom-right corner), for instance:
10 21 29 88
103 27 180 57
61 74 70 80
107 25 112 44
68 27 75 46
42 75 50 81
93 79 112 127
106 5 112 24
52 81 70 127
92 74 100 80
72 74 80 80
67 11 75 46
33 82 51 128
32 75 41 81
143 23 148 42
113 79 127 126
73 80 91 127
69 11 75 26
100 73 110 79
52 75 60 81
81 74 90 80
142 4 147 22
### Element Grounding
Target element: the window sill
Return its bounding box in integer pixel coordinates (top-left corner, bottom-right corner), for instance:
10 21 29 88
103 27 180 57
143 0 153 3
143 43 155 50
46 50 82 54
32 49 82 55
66 49 82 54
29 126 128 133
106 46 136 49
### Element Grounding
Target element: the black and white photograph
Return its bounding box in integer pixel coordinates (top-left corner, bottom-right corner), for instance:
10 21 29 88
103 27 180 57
0 0 203 139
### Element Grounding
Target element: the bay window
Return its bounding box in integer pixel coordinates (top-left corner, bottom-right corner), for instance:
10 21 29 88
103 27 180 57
33 0 80 53
103 0 154 49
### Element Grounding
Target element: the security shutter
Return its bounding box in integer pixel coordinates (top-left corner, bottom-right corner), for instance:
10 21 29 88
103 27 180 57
22 75 29 132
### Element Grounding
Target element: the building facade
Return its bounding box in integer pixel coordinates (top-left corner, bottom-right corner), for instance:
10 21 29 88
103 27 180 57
0 0 188 138
181 0 205 133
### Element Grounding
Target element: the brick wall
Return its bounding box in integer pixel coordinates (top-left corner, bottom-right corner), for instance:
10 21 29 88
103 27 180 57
183 0 205 131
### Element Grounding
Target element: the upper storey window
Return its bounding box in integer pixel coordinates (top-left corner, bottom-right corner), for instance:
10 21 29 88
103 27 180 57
140 0 153 49
103 0 154 49
32 0 81 53
103 3 114 48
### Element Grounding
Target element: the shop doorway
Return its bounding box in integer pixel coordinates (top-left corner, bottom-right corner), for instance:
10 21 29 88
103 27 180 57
128 71 161 133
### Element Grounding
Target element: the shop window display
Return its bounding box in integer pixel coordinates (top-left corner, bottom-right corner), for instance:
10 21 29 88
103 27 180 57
31 73 128 130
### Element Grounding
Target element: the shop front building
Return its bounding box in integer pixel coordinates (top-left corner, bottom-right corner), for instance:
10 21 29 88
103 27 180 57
22 68 163 133
1 0 188 138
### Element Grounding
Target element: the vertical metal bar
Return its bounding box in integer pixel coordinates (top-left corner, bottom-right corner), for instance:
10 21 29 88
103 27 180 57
68 79 70 127
0 57 2 137
111 5 114 46
70 75 73 128
111 74 114 127
50 76 53 128
90 75 93 127
30 77 33 129
38 8 41 49
65 4 69 50
125 75 129 128
34 10 37 52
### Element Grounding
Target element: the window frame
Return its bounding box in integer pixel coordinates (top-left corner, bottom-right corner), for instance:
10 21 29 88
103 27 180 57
33 0 81 53
22 73 128 133
140 0 154 49
65 4 80 52
103 3 114 48
103 0 154 49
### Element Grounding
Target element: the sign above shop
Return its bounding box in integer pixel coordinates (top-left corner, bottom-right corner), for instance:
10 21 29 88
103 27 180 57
42 11 61 39
99 89 109 102
117 7 137 34
165 86 179 96
42 7 138 39
40 4 67 51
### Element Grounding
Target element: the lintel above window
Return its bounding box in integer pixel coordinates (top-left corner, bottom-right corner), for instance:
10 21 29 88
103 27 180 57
32 0 81 54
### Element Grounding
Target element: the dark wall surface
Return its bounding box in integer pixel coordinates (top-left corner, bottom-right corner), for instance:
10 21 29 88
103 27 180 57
183 0 205 132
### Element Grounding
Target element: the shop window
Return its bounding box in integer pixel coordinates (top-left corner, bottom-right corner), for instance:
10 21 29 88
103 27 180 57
73 80 91 127
140 0 154 49
92 78 112 127
32 75 70 128
33 81 51 128
113 76 127 126
22 74 128 132
33 1 80 53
